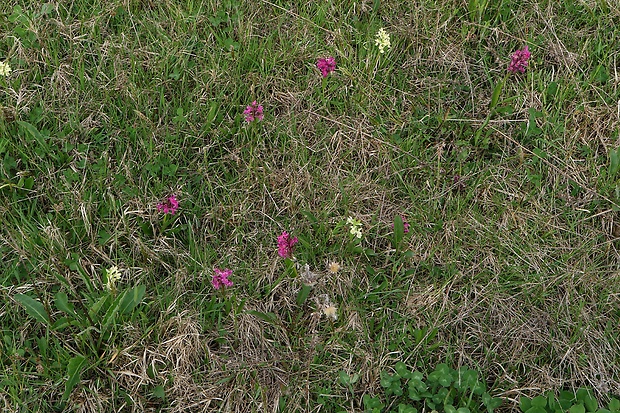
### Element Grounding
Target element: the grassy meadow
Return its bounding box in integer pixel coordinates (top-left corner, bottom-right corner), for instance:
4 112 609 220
1 0 620 411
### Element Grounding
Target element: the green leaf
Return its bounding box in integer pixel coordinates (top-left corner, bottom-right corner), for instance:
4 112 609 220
51 317 72 331
559 391 576 409
119 285 146 314
576 389 598 412
429 363 453 387
399 404 417 413
296 284 312 306
532 147 548 160
468 0 478 14
521 397 533 412
284 258 297 277
608 398 620 412
62 355 87 402
40 3 54 15
490 78 504 111
592 65 609 83
395 362 411 379
532 396 547 408
205 101 219 126
445 405 457 413
391 381 403 396
102 292 124 328
488 398 503 409
363 394 384 410
246 310 278 324
547 391 558 411
570 404 586 413
14 294 50 325
393 215 405 250
526 407 548 413
152 385 165 399
54 292 75 317
89 294 109 320
17 121 48 148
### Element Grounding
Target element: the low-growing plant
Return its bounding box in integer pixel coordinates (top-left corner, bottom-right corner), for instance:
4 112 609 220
363 363 503 413
520 389 620 413
13 263 145 409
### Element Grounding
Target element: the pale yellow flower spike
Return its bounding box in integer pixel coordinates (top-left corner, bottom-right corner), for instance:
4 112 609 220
346 216 363 239
375 28 391 54
0 61 12 77
106 266 122 291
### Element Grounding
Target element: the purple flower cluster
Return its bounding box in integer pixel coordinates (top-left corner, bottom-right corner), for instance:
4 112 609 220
317 57 336 77
243 100 264 123
508 46 531 74
157 195 179 215
277 230 298 258
212 267 233 289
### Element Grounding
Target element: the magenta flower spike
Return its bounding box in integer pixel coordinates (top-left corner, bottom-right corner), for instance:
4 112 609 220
508 46 531 74
157 195 179 215
243 101 264 122
277 230 298 258
317 57 336 77
212 267 233 290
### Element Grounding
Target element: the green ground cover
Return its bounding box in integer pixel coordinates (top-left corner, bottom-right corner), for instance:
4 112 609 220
1 0 620 411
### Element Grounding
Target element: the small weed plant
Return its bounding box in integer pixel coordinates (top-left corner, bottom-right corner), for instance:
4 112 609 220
362 363 502 413
520 389 620 413
362 363 619 413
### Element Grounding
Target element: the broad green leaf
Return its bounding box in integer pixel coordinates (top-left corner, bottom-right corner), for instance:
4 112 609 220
570 404 586 413
576 389 598 412
55 292 75 317
52 317 71 331
62 355 87 402
532 396 547 407
547 391 558 411
205 101 218 126
119 285 146 314
395 361 411 379
17 121 43 140
520 397 533 412
296 284 311 306
14 294 50 325
152 385 165 399
399 404 417 413
445 405 457 413
488 398 503 409
89 294 109 321
559 391 576 409
391 382 403 396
